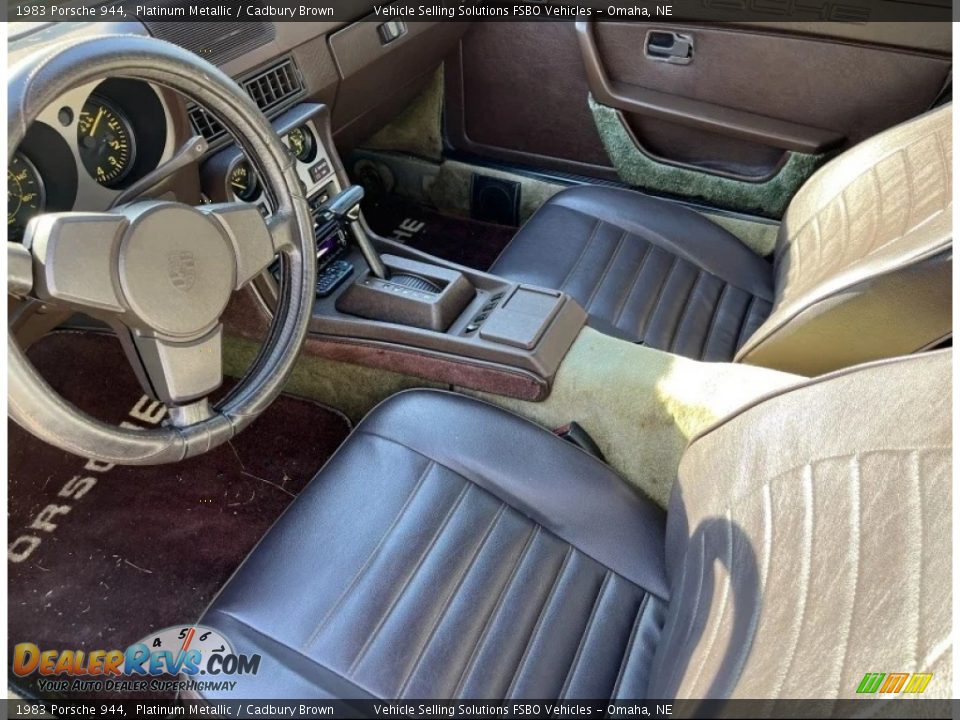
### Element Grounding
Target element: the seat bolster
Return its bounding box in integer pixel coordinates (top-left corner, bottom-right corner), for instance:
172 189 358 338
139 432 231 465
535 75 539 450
360 390 669 598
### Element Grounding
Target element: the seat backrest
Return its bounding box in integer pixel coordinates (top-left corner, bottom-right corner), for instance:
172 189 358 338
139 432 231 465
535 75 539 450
736 105 952 375
648 350 951 700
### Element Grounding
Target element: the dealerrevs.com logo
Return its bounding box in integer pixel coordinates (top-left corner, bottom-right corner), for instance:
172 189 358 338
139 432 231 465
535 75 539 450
12 625 260 695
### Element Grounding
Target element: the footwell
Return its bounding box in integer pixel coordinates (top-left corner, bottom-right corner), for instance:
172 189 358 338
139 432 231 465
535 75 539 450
8 332 352 699
362 194 516 271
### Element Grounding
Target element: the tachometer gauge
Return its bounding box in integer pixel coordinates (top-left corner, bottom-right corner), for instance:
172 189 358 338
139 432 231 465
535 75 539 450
8 153 46 242
229 161 262 202
77 97 135 188
286 126 316 163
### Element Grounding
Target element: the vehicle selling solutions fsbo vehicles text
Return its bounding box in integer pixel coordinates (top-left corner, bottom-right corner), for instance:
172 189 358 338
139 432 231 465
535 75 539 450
373 3 598 17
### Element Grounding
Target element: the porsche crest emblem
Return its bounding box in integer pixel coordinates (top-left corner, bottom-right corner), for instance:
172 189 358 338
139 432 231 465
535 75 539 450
167 251 196 292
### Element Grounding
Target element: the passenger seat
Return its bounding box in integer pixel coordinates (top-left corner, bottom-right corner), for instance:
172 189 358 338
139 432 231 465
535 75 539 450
491 104 952 375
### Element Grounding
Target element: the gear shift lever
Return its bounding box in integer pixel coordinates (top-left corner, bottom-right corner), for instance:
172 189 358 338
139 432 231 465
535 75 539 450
326 185 388 280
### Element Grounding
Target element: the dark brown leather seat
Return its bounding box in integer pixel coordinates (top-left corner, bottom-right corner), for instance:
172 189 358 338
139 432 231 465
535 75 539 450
491 185 775 362
195 349 951 700
491 105 952 374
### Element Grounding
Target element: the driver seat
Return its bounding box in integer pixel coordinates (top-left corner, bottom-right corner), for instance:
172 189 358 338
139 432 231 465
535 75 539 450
194 350 951 700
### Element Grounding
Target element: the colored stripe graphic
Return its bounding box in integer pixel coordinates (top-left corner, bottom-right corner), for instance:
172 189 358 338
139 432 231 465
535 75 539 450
857 672 932 694
857 673 885 693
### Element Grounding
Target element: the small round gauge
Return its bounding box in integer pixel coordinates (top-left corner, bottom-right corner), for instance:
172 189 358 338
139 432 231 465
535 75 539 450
229 161 262 202
286 125 316 163
8 153 46 242
77 97 136 188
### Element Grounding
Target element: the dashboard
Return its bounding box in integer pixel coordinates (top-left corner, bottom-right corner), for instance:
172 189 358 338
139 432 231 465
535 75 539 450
8 17 467 246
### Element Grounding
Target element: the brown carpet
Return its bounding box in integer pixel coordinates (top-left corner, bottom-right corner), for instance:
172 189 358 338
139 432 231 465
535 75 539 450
8 332 352 699
363 194 515 271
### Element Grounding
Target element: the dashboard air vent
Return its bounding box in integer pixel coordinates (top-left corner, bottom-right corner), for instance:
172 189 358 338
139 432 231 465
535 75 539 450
187 105 225 143
187 58 305 144
142 19 276 67
243 60 304 115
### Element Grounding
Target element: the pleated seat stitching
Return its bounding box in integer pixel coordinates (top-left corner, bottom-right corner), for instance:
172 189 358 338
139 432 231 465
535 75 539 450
396 503 509 697
504 545 576 698
558 219 602 292
699 283 730 360
638 255 680 343
451 524 541 697
558 569 613 699
583 230 627 312
610 238 653 330
734 295 759 350
609 592 651 700
347 482 472 674
302 459 436 650
669 270 707 353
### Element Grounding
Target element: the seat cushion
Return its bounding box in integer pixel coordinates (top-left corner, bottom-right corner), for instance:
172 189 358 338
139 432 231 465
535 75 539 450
491 186 775 361
195 390 669 701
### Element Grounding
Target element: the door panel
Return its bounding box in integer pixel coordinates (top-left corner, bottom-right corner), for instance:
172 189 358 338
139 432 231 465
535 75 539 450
445 20 951 217
445 21 618 179
589 21 949 154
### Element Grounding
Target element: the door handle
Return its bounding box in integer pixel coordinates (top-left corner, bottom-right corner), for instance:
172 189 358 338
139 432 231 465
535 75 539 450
645 30 694 65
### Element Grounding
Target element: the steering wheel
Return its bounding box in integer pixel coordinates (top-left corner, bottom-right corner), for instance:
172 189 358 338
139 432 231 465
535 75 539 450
7 35 317 464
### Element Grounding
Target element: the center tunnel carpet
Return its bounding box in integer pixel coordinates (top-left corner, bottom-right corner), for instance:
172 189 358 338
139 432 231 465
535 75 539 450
8 332 352 700
362 193 516 271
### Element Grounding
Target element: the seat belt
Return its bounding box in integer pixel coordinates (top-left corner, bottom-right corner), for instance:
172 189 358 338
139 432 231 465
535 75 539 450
553 421 606 463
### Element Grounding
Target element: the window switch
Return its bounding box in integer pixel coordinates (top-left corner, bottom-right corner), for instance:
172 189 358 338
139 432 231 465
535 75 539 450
377 21 406 45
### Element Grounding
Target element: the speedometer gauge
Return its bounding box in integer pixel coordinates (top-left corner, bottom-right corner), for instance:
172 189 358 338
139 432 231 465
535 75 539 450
77 97 136 188
8 153 46 242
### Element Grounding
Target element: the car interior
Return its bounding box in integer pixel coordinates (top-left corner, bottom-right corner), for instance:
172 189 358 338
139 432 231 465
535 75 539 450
6 14 954 708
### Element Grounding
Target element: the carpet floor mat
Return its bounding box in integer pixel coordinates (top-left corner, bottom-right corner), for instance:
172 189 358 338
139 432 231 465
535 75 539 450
362 193 516 271
8 332 352 700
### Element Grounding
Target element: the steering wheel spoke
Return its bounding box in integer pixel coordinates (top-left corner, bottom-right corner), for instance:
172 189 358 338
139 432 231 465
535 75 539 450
8 242 33 297
22 212 127 314
267 210 298 254
201 202 284 288
118 325 224 408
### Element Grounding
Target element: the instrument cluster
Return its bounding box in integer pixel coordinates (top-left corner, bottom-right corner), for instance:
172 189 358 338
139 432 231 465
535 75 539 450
7 78 173 242
224 124 321 207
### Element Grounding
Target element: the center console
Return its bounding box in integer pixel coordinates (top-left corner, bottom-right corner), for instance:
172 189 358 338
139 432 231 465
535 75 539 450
205 103 586 401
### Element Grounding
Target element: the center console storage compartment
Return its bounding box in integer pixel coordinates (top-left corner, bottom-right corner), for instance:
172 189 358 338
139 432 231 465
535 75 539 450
478 287 563 350
336 255 475 332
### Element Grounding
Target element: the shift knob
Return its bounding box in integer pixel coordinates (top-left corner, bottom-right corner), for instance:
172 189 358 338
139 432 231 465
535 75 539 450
326 184 364 222
324 185 388 280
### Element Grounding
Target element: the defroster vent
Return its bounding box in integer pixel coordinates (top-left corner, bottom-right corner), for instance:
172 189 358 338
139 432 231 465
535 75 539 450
142 19 276 66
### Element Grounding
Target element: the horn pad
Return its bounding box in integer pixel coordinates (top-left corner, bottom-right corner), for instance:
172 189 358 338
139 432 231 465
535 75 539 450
118 202 235 337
